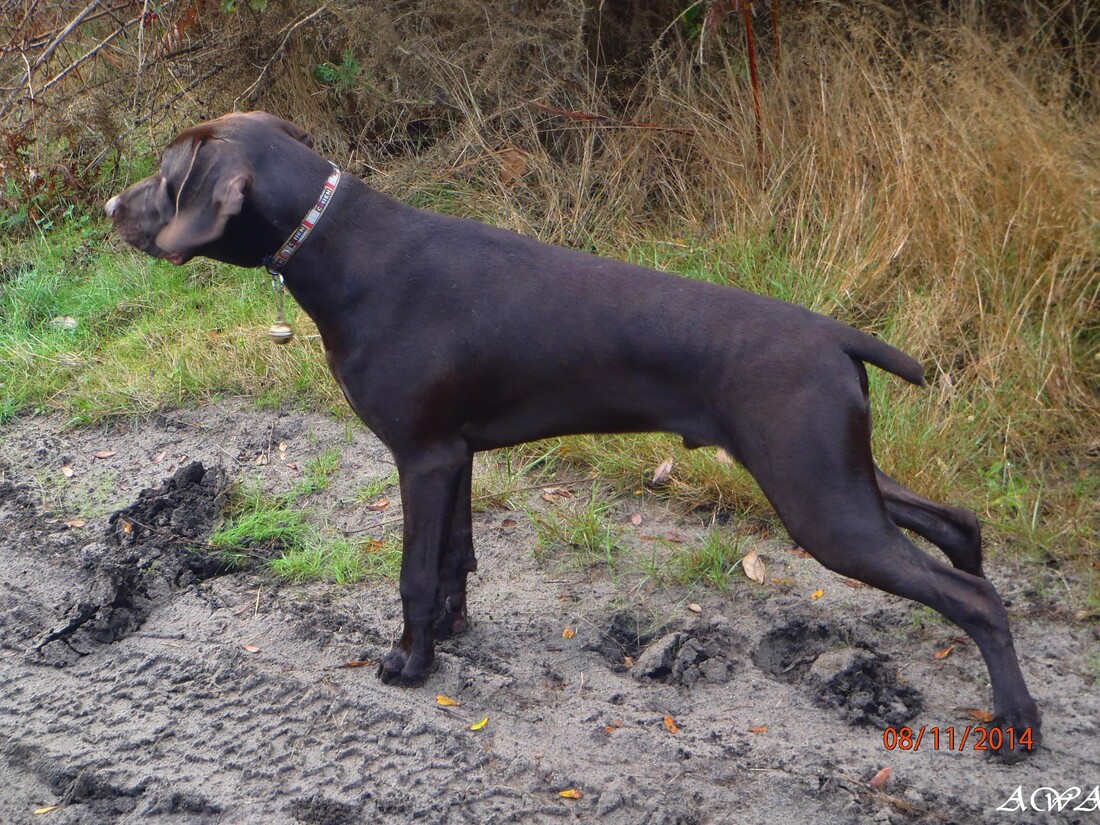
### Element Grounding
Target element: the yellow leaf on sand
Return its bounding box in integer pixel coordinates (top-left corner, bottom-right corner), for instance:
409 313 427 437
811 589 825 600
559 789 583 800
966 708 995 723
470 716 489 731
748 725 768 733
935 645 955 660
562 627 575 639
34 806 62 814
437 695 460 707
242 644 260 653
664 712 679 734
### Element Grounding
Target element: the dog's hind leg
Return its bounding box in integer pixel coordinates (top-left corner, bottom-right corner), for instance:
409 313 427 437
434 457 477 639
726 386 1040 760
875 466 984 576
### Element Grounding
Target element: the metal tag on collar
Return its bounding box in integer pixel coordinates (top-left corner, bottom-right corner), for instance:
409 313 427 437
268 270 294 345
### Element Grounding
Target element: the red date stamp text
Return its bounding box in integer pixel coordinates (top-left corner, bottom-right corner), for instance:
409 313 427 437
881 725 1035 753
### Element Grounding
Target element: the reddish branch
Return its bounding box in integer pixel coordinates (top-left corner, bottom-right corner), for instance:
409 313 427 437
740 2 764 186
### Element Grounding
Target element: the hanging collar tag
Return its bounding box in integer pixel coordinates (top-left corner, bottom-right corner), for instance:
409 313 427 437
262 161 342 345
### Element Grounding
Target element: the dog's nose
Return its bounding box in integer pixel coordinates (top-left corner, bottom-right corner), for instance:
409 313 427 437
104 195 120 217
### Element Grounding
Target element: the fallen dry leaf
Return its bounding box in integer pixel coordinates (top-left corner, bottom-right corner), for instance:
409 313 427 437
501 518 517 529
843 578 866 589
869 767 892 789
604 719 623 733
629 513 643 526
742 550 766 584
242 644 260 654
61 466 75 478
93 449 116 459
470 716 489 731
64 519 86 528
663 712 679 734
965 708 995 723
662 530 689 543
34 805 62 815
541 486 574 504
339 659 375 668
499 147 529 186
651 458 674 485
935 645 955 660
255 453 268 465
687 603 702 614
562 627 576 639
121 521 132 534
748 725 769 733
365 496 389 512
811 588 825 600
152 450 166 463
436 694 460 707
558 789 583 800
788 546 812 558
623 656 634 667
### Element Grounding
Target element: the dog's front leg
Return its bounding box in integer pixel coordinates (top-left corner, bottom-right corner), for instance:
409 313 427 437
379 444 470 686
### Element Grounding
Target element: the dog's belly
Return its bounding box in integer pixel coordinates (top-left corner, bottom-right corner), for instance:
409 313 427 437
456 378 727 453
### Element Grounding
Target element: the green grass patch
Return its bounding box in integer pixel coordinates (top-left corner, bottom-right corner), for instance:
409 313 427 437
0 224 341 422
528 487 623 572
208 480 400 583
670 525 750 590
208 484 313 567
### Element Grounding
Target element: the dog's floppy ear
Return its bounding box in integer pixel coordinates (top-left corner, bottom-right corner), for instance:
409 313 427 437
155 140 252 254
275 117 314 148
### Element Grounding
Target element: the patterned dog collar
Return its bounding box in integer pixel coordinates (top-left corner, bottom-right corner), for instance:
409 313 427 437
264 161 342 275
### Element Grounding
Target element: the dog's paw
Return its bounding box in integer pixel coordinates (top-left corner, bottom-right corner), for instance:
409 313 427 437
988 704 1042 764
377 648 434 687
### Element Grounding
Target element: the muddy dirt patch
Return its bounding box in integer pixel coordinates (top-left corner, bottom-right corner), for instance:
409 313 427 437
24 462 231 668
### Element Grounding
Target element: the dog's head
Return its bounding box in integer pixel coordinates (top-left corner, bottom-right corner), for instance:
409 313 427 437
105 111 315 267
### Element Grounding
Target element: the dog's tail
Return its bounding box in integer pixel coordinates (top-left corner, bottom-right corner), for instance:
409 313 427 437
842 328 926 386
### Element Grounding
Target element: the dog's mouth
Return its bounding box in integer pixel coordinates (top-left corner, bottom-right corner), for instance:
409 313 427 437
166 252 189 265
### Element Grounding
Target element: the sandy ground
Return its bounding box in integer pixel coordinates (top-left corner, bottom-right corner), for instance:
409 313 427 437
1 401 1097 824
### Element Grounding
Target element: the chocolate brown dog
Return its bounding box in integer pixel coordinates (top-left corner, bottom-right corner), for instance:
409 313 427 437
106 111 1040 760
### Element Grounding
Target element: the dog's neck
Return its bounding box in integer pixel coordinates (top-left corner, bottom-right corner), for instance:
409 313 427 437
263 162 342 277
